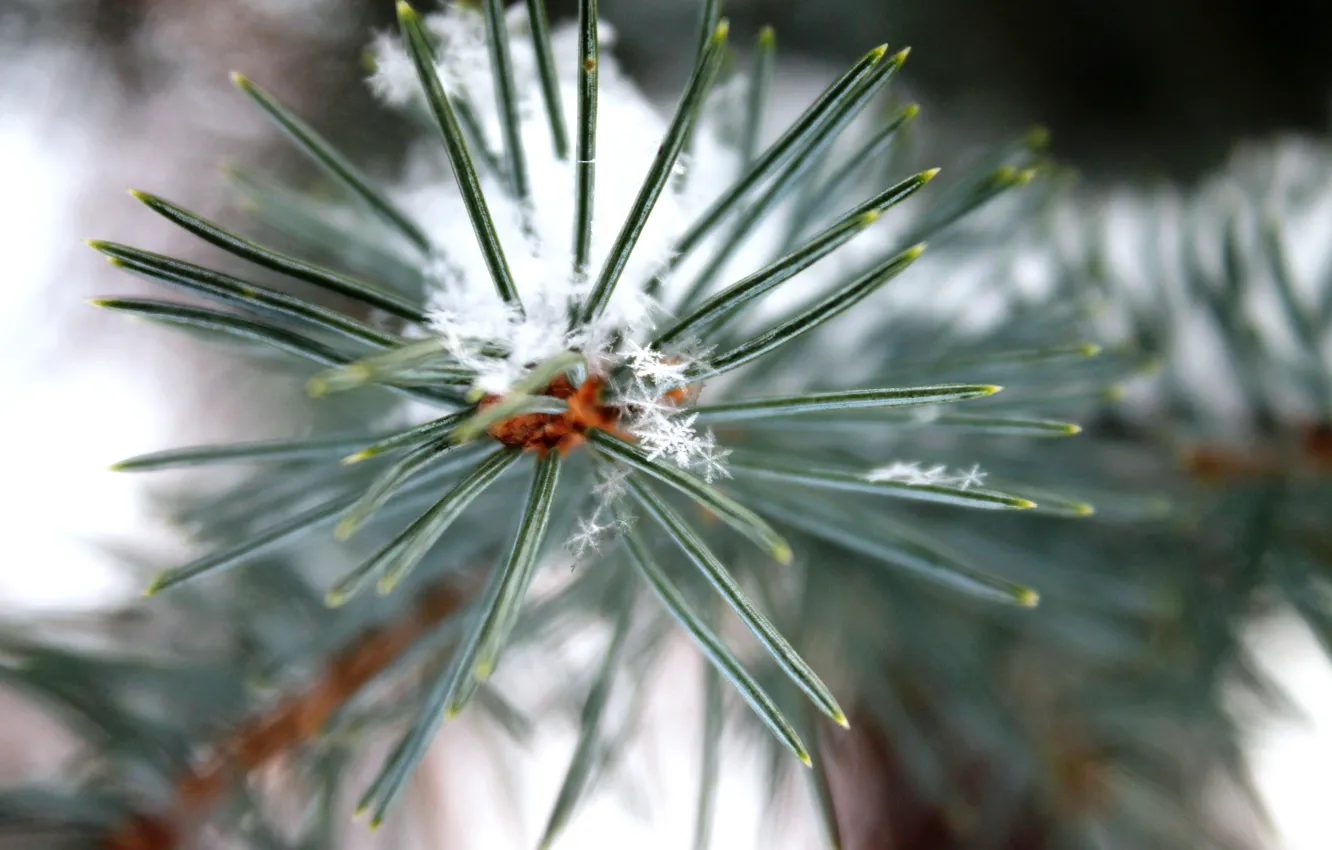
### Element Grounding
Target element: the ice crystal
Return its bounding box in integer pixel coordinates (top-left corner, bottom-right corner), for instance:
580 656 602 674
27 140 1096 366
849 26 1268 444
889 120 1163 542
866 461 988 489
566 466 637 559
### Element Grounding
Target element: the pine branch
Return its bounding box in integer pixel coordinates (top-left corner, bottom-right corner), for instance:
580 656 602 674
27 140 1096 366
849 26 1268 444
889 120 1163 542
103 582 471 850
27 2 1315 847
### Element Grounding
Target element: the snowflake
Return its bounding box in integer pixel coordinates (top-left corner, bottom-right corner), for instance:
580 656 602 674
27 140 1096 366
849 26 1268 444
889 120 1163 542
693 430 733 484
919 464 949 482
637 412 699 464
616 377 677 419
866 461 987 488
622 339 691 387
591 465 631 502
866 461 935 484
951 463 987 490
566 467 640 561
567 515 614 560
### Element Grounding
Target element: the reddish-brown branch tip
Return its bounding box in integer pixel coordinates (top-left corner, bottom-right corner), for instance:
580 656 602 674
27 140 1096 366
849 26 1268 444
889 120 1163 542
482 375 628 455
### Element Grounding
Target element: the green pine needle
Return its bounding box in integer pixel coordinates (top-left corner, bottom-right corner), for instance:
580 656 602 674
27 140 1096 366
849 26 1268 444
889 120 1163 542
579 19 729 322
627 478 848 729
623 525 812 766
397 1 521 308
231 72 431 253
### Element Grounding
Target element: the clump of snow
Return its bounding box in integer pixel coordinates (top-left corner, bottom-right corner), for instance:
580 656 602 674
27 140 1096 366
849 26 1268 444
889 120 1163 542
370 5 751 471
866 461 988 490
372 6 736 383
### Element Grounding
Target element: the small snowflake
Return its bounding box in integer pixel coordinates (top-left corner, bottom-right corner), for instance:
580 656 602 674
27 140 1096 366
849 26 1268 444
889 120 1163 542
866 461 926 484
694 431 733 483
951 464 987 490
591 466 631 502
622 339 691 387
646 413 701 465
866 461 979 487
613 511 638 533
567 515 613 559
618 379 679 420
919 464 949 483
567 465 644 562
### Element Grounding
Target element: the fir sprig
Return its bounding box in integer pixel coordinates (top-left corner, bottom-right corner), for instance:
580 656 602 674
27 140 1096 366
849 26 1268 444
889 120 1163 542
32 1 1096 846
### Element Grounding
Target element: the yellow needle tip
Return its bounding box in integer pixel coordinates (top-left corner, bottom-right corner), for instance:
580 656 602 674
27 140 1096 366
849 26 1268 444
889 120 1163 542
324 589 350 608
1026 125 1051 150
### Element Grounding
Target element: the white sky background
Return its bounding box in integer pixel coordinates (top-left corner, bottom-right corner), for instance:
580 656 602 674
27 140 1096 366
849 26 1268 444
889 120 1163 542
0 38 163 610
1246 615 1332 850
0 5 1328 849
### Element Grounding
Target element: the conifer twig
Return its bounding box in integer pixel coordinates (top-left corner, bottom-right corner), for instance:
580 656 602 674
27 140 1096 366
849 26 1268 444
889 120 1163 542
103 582 472 850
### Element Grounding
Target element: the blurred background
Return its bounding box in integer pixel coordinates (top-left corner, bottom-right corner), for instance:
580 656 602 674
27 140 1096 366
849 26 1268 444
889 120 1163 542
14 0 1332 175
2 0 1330 847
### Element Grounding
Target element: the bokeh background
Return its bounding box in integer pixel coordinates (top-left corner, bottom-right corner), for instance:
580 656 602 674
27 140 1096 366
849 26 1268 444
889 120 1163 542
2 0 1330 847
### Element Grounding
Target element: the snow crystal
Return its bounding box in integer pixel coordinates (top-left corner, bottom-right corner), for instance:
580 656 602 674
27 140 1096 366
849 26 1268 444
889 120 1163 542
866 461 987 489
566 466 636 559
